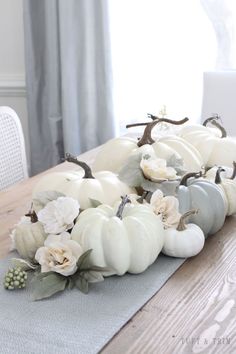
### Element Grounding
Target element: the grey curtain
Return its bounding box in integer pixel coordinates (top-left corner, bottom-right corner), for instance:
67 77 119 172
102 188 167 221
24 0 115 175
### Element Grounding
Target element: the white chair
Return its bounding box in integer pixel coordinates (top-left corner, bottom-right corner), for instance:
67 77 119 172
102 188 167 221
0 106 28 190
201 71 236 135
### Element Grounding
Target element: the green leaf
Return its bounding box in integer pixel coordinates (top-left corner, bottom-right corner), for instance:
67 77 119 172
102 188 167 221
31 272 67 301
119 153 144 187
67 277 75 290
76 249 93 270
83 271 104 283
11 258 38 271
33 191 66 209
167 154 186 176
89 198 102 208
75 275 89 294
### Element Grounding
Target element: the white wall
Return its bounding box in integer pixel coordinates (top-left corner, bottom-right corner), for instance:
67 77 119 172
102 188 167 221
0 0 29 162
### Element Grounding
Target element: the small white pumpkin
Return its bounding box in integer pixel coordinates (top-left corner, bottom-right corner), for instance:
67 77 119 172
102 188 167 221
33 154 135 210
14 211 47 259
162 210 205 258
71 196 165 276
93 118 204 173
206 163 236 216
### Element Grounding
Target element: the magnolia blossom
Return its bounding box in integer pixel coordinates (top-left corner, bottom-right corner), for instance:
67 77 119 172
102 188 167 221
35 232 83 276
140 156 177 182
38 197 80 234
150 190 181 229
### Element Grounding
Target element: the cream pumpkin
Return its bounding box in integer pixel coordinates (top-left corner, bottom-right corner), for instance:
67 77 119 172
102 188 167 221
14 212 47 259
33 154 135 210
71 196 165 276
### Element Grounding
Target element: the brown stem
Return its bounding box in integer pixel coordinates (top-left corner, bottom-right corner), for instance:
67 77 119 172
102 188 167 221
202 115 220 126
230 161 236 180
25 210 38 223
180 171 202 186
65 153 95 179
126 122 149 129
203 116 227 138
215 167 225 184
116 196 131 219
210 120 227 138
136 117 189 147
176 209 198 231
147 113 158 121
137 191 153 204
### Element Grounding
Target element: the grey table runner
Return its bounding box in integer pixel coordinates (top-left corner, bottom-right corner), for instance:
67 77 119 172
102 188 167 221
0 253 185 354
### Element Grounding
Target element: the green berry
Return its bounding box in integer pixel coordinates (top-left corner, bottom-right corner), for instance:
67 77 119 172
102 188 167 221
3 267 28 290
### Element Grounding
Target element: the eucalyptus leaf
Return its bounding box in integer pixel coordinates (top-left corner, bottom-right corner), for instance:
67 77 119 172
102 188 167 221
31 272 67 301
11 258 38 271
89 198 103 208
167 154 186 176
75 275 89 294
33 190 66 209
83 271 104 283
67 278 75 290
119 153 144 187
76 249 93 270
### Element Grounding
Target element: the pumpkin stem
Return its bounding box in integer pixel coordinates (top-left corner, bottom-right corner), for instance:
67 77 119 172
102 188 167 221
202 116 227 138
179 171 202 186
202 115 220 126
25 210 38 223
137 190 153 204
127 117 189 147
116 195 131 219
230 161 236 180
65 153 95 179
176 209 198 231
215 167 225 184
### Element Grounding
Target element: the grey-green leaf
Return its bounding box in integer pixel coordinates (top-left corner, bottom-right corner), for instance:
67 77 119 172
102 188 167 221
75 275 89 294
89 198 103 208
33 191 66 209
11 258 38 271
31 272 67 301
76 249 93 270
83 271 104 283
119 153 144 187
167 154 186 176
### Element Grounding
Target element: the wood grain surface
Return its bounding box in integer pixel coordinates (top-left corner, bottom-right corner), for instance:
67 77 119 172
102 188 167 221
1 146 236 354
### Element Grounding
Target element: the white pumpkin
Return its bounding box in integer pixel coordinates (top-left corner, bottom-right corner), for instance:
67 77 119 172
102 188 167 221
33 154 135 210
14 212 47 259
179 117 236 167
206 163 236 216
93 118 204 174
162 210 205 258
71 196 165 276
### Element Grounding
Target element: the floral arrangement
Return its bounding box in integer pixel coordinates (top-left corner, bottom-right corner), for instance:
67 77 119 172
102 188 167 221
3 113 236 301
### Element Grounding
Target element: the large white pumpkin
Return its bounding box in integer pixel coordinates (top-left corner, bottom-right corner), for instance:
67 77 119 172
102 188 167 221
71 196 165 276
93 118 203 173
179 117 236 167
33 154 135 210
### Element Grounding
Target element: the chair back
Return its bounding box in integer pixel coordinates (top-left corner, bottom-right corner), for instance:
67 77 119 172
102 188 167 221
0 106 28 190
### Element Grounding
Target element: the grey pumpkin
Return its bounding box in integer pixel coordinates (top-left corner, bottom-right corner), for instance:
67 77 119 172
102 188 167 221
176 172 227 237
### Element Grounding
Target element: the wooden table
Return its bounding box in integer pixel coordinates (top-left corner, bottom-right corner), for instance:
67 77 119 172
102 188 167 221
1 147 236 354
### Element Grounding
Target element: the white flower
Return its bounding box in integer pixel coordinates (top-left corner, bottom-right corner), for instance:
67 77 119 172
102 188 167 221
35 232 83 276
140 156 177 182
38 197 80 234
10 216 32 251
150 190 181 229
